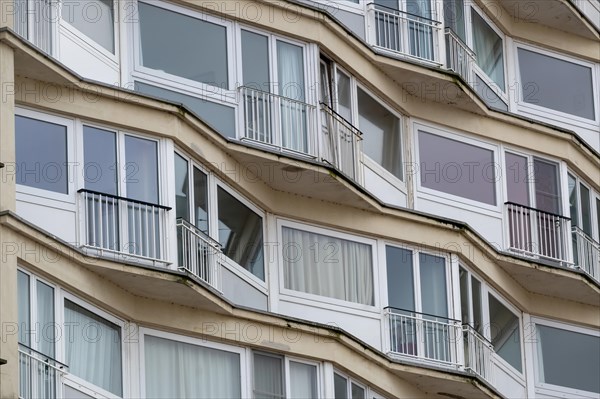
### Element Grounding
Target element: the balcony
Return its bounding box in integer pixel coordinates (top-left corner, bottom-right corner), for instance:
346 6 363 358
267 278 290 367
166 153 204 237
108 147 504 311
385 308 461 366
463 325 494 384
367 3 442 65
19 344 68 399
505 202 572 265
572 226 600 281
13 0 53 54
444 28 475 83
319 103 363 183
78 189 171 265
239 86 318 157
176 218 223 291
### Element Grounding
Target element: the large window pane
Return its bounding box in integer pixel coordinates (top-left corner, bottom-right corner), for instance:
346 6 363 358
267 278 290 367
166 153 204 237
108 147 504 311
145 335 241 398
536 325 599 393
138 2 228 87
386 246 415 311
471 9 504 90
419 131 496 205
419 254 447 318
217 187 264 279
36 281 54 358
518 48 595 120
84 126 117 195
471 277 483 333
124 135 158 204
283 227 374 305
336 70 352 122
505 152 529 206
242 30 269 90
351 383 365 399
533 159 560 214
334 373 348 399
17 271 30 347
488 295 522 372
16 115 68 194
63 0 114 53
357 88 402 179
289 362 317 399
64 300 122 396
253 353 284 399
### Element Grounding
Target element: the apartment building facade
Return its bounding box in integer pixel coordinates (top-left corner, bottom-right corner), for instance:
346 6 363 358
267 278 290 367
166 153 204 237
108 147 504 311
0 0 598 398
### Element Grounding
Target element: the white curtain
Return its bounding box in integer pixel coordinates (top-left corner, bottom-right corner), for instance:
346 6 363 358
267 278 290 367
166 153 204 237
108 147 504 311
277 41 307 153
471 10 505 89
535 327 545 383
283 227 374 305
145 335 241 399
289 362 317 399
64 300 122 396
253 353 284 399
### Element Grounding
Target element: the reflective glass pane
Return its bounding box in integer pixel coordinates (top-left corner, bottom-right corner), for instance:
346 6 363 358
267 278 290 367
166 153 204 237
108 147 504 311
419 131 496 205
124 135 158 204
568 174 578 226
459 267 470 325
518 48 595 120
217 187 264 279
351 383 365 399
289 362 317 399
36 281 54 358
193 168 209 235
139 3 228 87
84 126 117 195
533 159 560 214
357 88 402 179
471 9 504 89
174 154 189 222
488 295 522 372
505 153 529 206
16 115 68 194
336 70 352 122
580 184 592 236
63 0 114 52
334 373 348 399
536 325 599 393
419 253 447 318
241 30 269 91
253 354 284 399
471 277 483 334
386 246 415 311
17 271 30 346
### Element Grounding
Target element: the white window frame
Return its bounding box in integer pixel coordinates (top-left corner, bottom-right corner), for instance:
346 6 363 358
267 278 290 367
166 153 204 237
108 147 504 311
15 107 76 205
58 0 120 65
512 42 600 129
58 290 127 399
277 218 380 314
414 121 502 214
530 317 600 399
466 4 508 103
333 369 387 399
131 0 236 104
139 328 248 398
568 172 598 240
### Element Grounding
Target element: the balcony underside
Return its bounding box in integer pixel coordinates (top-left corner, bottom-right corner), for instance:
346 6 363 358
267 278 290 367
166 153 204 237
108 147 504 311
496 254 600 306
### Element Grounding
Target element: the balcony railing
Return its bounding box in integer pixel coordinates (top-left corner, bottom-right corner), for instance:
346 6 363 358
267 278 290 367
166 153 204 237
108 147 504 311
385 308 461 366
176 218 222 291
572 226 600 281
368 4 442 64
444 28 475 83
463 325 494 384
78 189 171 264
239 86 318 157
19 344 68 399
320 103 363 183
505 202 571 264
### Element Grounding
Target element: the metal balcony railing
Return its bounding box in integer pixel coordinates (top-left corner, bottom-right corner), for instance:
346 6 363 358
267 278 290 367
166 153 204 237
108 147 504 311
385 307 461 365
19 344 68 399
78 189 171 264
572 226 600 281
444 28 475 83
505 202 571 264
176 218 222 291
319 103 363 183
239 86 318 157
463 324 494 384
368 3 441 64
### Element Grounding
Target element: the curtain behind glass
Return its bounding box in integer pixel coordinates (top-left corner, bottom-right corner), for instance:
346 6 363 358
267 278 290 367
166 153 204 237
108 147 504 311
471 9 504 90
64 300 122 396
145 335 241 398
253 353 284 399
37 281 55 357
289 362 317 399
283 227 374 305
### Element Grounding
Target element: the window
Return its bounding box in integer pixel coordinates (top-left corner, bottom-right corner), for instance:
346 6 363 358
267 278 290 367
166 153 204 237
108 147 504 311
471 8 504 90
62 0 115 53
18 270 55 357
174 151 265 281
16 115 68 195
144 335 242 398
535 323 599 394
418 131 496 205
333 371 385 399
138 2 228 88
282 226 374 305
64 299 122 396
253 352 318 399
517 48 595 120
488 294 522 372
